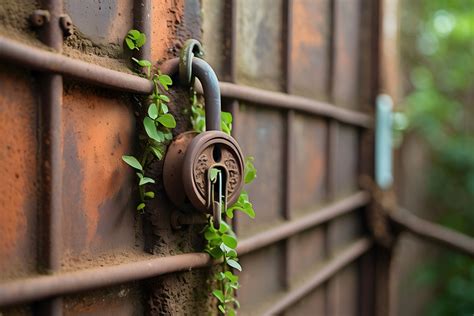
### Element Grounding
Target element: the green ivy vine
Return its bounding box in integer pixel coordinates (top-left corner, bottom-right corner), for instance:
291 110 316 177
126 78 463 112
190 89 257 315
121 30 176 213
121 30 257 315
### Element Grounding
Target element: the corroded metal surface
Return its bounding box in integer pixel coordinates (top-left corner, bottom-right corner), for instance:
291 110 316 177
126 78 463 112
0 0 382 314
0 65 38 280
61 84 137 258
290 0 331 100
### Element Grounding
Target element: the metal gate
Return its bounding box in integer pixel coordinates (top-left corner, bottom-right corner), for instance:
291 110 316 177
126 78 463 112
0 0 385 315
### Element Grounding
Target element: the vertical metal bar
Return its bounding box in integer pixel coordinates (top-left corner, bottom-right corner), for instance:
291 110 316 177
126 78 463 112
282 0 293 94
325 0 338 314
36 0 64 315
368 0 392 315
223 0 242 235
281 0 294 292
326 0 336 102
134 0 151 62
282 0 293 219
324 120 338 316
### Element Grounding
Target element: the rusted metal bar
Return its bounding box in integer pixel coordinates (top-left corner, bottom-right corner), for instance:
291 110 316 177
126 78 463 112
0 253 212 307
133 0 151 62
218 82 373 128
261 237 373 316
223 0 237 82
0 192 368 307
282 0 293 94
237 191 370 256
0 37 154 94
35 0 64 314
390 207 474 258
0 37 372 128
281 0 294 291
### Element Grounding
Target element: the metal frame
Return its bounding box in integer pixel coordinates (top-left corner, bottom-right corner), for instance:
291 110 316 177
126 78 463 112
0 191 369 307
0 0 381 313
0 37 372 128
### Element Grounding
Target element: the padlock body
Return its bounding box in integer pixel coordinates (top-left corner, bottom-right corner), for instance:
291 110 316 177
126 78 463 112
163 131 198 211
163 131 244 214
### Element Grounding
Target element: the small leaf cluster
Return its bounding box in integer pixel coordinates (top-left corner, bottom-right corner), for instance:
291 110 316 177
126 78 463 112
204 219 241 315
203 158 256 315
189 90 233 134
190 95 257 315
121 30 176 213
125 29 146 51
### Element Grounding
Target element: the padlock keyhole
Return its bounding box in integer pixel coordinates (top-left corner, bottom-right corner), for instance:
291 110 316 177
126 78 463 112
210 166 227 203
212 144 222 163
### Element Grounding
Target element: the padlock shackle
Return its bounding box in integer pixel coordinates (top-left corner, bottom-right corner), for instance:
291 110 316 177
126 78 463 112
160 57 221 131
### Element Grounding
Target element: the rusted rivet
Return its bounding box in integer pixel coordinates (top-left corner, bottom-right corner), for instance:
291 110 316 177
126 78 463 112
59 14 74 37
30 10 50 27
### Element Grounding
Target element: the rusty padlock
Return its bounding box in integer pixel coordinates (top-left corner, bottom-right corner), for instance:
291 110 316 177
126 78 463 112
163 41 244 229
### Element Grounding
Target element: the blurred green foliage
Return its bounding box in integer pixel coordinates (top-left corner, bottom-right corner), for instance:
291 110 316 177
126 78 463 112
399 0 474 315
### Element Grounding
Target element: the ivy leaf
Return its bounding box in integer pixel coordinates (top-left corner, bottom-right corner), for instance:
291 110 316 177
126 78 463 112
222 111 233 125
136 203 145 211
148 103 158 120
212 290 225 303
206 246 223 259
208 167 219 182
125 37 135 50
131 57 151 67
144 191 155 199
218 305 226 314
221 111 233 135
157 113 176 128
224 271 238 283
244 156 257 184
222 234 238 249
135 32 146 48
204 230 219 241
226 259 242 271
150 145 165 160
163 131 173 141
139 176 155 186
227 191 255 219
226 249 237 259
219 221 229 233
122 155 143 171
158 74 172 90
159 94 170 102
127 29 141 40
160 103 169 114
143 117 163 142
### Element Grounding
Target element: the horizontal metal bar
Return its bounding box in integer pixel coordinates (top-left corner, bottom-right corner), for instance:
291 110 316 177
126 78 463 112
219 82 373 128
237 191 370 255
390 207 474 258
262 237 373 316
0 37 154 94
0 253 211 307
0 37 372 127
0 192 368 307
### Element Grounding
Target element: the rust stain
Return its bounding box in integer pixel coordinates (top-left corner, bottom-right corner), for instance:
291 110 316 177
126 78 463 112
63 85 134 252
290 0 330 99
150 0 184 62
292 0 324 49
0 65 37 275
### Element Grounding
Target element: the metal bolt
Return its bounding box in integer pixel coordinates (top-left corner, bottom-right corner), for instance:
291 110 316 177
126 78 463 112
59 14 74 37
30 10 50 27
